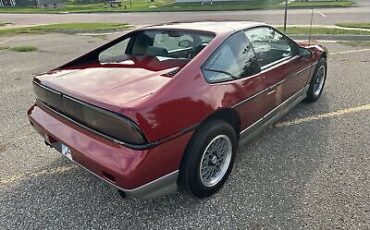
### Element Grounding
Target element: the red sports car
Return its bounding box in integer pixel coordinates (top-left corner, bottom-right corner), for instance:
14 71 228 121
28 21 327 199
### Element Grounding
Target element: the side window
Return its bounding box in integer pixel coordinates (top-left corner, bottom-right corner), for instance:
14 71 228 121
245 27 297 68
98 38 130 64
202 31 260 83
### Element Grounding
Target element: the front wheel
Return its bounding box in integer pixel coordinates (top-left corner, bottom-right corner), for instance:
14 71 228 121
305 57 327 102
179 120 237 198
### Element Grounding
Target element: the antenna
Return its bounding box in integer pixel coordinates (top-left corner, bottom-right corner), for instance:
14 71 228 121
283 0 288 32
308 7 314 45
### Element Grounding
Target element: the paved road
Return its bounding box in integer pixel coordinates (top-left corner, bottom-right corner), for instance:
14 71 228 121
0 6 370 27
0 33 370 229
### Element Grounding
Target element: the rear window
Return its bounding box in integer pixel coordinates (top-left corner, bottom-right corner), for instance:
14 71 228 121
98 30 215 64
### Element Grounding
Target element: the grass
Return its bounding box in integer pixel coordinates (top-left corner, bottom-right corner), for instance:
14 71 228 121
336 23 370 29
10 46 38 52
0 23 131 35
149 0 286 12
288 0 354 8
0 0 173 13
0 46 9 50
276 26 370 35
0 22 6 27
0 0 354 13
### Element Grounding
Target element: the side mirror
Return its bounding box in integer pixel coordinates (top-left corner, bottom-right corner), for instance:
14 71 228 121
299 47 312 58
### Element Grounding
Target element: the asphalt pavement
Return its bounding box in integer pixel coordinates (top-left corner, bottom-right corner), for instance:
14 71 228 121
0 33 370 229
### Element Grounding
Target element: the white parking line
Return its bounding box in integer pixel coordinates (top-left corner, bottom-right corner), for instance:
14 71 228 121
276 103 370 127
315 11 327 18
331 48 370 55
0 37 14 45
0 165 75 185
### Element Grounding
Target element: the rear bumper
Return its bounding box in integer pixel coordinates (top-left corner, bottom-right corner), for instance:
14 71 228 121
28 103 192 199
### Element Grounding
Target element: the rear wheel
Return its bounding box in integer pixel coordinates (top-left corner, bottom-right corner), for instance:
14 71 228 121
305 57 327 102
179 120 237 198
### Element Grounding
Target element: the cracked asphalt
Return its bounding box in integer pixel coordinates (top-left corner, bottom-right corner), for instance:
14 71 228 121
0 33 370 229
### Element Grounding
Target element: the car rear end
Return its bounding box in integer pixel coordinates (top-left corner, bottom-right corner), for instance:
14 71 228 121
26 25 222 199
28 81 193 199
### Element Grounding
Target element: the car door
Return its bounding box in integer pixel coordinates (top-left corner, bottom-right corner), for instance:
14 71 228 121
202 31 269 130
245 26 311 112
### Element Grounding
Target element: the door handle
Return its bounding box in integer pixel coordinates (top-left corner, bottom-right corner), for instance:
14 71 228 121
267 89 276 95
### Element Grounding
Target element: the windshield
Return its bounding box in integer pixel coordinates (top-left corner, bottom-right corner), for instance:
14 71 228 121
98 29 215 65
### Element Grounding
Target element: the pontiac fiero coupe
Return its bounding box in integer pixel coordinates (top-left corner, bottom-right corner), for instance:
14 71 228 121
28 21 327 199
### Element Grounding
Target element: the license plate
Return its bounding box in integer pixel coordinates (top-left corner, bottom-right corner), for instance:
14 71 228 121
52 142 72 160
61 143 72 160
55 143 72 160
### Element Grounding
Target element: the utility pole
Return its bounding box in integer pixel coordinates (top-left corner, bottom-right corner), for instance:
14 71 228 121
284 0 288 32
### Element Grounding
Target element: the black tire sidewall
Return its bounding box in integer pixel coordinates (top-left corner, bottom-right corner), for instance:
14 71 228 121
306 58 327 102
179 120 238 198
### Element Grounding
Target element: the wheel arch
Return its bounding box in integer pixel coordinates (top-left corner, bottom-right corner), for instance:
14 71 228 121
200 108 241 140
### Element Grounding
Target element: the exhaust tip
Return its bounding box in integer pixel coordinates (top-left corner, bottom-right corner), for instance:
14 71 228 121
44 140 52 148
118 190 127 199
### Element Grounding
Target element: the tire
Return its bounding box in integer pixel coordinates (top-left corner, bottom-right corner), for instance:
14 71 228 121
305 57 327 102
179 120 238 198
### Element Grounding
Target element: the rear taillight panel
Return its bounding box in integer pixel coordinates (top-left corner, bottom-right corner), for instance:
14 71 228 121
33 81 147 146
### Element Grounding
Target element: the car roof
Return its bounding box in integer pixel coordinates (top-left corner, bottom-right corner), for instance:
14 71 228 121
143 21 267 34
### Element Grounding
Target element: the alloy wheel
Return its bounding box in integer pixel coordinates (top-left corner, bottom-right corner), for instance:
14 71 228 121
199 135 232 187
